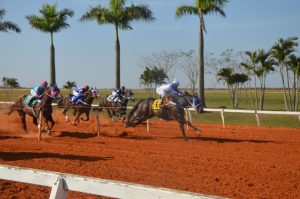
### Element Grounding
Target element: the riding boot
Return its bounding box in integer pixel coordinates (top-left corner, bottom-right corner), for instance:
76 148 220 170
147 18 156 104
160 96 165 108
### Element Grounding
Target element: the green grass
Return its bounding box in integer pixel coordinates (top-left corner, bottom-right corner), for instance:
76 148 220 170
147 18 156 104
1 88 299 128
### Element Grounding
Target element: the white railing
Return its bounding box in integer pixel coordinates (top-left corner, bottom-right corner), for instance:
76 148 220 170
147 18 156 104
0 164 222 199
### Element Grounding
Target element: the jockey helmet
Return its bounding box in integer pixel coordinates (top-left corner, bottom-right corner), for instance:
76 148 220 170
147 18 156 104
51 84 60 95
121 86 125 91
41 80 48 88
83 85 89 91
172 79 179 87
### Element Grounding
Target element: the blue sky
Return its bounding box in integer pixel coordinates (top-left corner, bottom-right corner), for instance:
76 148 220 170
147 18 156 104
1 0 300 89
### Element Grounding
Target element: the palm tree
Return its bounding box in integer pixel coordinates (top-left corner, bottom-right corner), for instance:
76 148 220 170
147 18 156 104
26 4 74 86
241 51 259 110
0 9 21 33
271 37 298 111
175 0 228 107
286 54 300 111
80 0 155 89
256 49 275 110
63 80 77 94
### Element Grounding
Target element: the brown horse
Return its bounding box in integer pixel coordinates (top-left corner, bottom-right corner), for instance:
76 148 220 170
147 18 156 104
125 93 203 141
62 87 100 125
6 86 63 135
97 89 134 121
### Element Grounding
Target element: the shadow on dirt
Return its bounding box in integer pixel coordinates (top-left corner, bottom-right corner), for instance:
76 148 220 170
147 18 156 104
100 132 153 140
0 135 21 140
0 151 113 162
59 131 98 139
172 136 275 143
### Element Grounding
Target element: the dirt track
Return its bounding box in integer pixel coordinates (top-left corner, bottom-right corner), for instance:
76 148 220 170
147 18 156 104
0 110 299 199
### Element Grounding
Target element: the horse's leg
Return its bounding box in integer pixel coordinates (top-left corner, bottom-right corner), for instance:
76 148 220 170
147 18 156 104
105 108 114 121
62 107 69 122
72 112 81 126
18 111 27 132
184 120 200 134
177 113 188 142
84 110 90 121
45 113 55 135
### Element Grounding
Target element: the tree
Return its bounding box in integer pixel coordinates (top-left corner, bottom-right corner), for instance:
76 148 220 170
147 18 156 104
81 0 155 89
175 0 228 107
286 54 300 111
26 3 74 86
180 50 198 93
271 37 298 111
140 66 167 94
63 81 77 94
241 51 259 110
2 77 20 88
0 9 21 33
217 68 248 108
256 49 275 110
140 50 181 81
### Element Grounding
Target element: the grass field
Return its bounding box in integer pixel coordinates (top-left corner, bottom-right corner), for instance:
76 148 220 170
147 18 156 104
0 88 299 128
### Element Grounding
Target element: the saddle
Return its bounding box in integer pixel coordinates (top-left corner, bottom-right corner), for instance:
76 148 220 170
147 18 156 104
23 95 38 107
107 95 121 103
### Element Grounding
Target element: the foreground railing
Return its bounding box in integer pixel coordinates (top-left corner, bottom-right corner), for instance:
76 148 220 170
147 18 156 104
0 164 222 199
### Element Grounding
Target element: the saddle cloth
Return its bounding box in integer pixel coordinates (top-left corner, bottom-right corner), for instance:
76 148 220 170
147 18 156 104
23 95 38 107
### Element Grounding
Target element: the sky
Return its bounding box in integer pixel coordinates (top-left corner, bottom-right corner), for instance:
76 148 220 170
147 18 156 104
1 0 300 89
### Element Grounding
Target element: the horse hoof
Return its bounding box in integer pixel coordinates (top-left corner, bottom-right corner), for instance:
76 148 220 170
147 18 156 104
47 130 51 136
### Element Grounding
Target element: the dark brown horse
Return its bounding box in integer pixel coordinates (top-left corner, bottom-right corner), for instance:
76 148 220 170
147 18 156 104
97 89 134 121
62 87 100 125
6 86 63 135
125 93 203 141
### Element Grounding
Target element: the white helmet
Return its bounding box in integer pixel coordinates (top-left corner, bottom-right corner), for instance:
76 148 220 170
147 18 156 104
172 79 179 87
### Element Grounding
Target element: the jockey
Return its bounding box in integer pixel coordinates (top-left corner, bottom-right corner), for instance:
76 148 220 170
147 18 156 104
109 86 126 102
156 79 183 106
28 80 49 106
71 85 89 104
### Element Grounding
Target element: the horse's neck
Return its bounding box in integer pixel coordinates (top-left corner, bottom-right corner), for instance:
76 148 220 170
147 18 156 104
85 96 94 104
178 96 191 107
42 94 52 105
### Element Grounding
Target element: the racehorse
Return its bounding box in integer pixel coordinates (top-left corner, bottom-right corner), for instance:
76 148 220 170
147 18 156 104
125 92 203 141
62 87 100 125
6 85 63 135
97 89 134 121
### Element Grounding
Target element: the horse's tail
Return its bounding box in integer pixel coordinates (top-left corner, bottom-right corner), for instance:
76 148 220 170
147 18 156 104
127 99 144 123
6 95 24 115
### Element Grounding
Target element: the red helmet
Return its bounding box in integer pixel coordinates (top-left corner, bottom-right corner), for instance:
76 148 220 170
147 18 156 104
83 85 89 90
41 80 48 87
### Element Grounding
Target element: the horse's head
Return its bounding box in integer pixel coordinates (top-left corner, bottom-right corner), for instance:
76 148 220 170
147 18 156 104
90 87 100 99
182 92 203 113
124 89 135 101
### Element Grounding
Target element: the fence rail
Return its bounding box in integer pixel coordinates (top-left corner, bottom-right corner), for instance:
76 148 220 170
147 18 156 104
1 101 299 129
0 164 221 199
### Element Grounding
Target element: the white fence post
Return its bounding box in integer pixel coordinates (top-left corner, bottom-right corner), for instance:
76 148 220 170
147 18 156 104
49 177 67 199
220 108 225 129
95 110 100 136
255 110 261 126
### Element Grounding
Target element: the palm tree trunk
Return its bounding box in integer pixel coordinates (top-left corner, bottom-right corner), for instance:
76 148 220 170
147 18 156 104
286 67 292 110
198 16 206 107
115 25 120 89
50 32 56 85
279 65 290 111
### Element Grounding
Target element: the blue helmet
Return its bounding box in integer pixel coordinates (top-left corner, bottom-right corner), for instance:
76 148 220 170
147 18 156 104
172 79 179 87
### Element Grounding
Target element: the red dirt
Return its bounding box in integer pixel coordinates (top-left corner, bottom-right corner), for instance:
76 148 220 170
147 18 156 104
0 110 299 199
